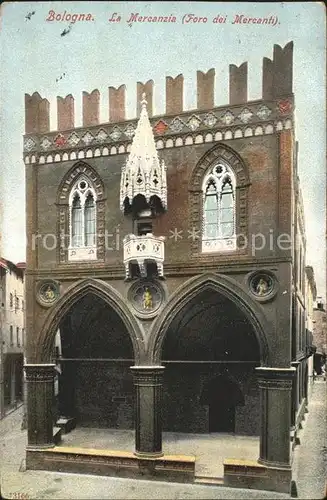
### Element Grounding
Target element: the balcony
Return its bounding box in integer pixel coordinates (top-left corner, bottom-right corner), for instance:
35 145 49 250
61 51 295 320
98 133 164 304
123 233 165 279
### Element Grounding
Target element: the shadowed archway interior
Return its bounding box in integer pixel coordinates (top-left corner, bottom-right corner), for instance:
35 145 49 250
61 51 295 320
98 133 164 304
161 289 260 435
56 293 135 429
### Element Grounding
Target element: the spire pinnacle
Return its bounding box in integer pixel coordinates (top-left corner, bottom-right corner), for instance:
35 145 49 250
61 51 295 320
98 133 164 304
120 92 167 212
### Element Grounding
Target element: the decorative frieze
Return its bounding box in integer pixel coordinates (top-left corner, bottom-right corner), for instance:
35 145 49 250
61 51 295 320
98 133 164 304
23 98 294 163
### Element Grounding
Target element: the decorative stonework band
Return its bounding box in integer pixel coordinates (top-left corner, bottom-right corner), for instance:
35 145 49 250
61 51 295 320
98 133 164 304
256 366 296 388
24 364 56 383
131 366 165 386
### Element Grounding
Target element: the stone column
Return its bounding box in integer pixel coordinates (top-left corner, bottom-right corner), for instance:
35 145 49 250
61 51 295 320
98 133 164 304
256 367 295 468
25 364 56 448
131 366 165 457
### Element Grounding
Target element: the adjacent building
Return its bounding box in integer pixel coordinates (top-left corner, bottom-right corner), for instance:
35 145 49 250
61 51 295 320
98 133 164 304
0 258 26 418
305 266 317 395
23 41 311 494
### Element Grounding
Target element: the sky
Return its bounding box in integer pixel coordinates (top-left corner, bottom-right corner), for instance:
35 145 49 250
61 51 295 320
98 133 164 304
0 1 326 299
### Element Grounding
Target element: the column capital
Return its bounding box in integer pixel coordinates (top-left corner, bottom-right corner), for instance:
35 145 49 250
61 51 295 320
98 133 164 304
24 364 56 383
255 366 295 389
130 366 165 386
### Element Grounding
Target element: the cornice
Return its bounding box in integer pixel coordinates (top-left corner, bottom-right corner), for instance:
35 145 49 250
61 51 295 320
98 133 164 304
25 255 292 280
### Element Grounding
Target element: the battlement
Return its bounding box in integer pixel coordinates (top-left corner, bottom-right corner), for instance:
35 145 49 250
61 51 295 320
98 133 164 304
24 42 293 135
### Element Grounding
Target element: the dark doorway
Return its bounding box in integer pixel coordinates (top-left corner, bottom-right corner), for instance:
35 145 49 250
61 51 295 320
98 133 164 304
201 375 245 433
56 293 134 429
209 405 234 433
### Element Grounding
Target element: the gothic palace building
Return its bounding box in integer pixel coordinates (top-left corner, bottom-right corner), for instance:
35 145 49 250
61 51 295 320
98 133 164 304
23 41 310 493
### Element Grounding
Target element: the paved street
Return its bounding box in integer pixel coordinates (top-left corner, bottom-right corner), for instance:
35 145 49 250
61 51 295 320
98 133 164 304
0 380 326 499
292 379 327 499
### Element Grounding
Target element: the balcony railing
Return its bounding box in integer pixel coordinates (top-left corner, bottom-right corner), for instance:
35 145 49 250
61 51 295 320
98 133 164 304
123 233 165 279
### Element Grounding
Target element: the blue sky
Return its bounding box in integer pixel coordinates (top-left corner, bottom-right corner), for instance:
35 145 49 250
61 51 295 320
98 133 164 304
0 1 326 298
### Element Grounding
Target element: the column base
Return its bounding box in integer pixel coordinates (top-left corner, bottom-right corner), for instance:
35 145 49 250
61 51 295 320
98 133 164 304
224 459 292 494
56 416 76 434
257 458 292 469
134 450 164 459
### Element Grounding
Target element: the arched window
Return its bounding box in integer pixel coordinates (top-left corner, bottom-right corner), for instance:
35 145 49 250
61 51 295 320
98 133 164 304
72 195 82 247
84 193 96 247
69 177 97 261
202 163 236 253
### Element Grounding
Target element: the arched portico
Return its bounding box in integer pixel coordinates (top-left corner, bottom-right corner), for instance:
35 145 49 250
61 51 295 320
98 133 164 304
141 273 293 470
26 278 145 449
36 278 145 364
148 273 271 366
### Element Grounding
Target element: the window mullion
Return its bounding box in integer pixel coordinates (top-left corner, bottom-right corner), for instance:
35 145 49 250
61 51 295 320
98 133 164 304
81 196 86 247
217 184 222 239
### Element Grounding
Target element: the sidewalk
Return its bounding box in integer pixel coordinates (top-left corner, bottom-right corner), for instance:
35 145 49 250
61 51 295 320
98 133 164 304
292 379 327 500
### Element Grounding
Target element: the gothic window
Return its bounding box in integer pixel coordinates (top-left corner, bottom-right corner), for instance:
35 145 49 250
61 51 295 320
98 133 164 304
84 193 96 247
69 177 97 261
72 194 83 247
9 293 13 308
202 163 236 253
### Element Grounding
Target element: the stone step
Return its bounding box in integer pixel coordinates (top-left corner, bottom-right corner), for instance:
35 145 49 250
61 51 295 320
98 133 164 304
194 476 224 486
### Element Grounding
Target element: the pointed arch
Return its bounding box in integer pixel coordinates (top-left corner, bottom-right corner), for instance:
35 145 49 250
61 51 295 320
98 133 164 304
148 273 271 366
56 161 106 263
57 161 105 205
36 278 145 364
188 143 251 256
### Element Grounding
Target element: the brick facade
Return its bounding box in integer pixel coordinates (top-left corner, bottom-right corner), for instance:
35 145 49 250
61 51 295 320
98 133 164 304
23 41 309 494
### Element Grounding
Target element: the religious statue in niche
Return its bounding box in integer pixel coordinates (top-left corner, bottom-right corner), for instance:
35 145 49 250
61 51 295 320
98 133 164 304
39 281 59 305
130 282 163 315
143 287 153 309
256 278 269 296
250 273 274 298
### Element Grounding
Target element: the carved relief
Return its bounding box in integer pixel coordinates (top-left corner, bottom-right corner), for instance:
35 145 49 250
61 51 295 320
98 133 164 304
36 280 60 308
128 280 165 319
248 270 278 303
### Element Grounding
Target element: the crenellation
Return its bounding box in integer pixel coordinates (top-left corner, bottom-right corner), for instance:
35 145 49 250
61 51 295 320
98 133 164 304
229 62 248 105
83 89 100 127
262 58 274 101
166 74 184 115
25 92 50 134
57 95 75 131
109 85 126 123
197 69 215 110
273 41 293 98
